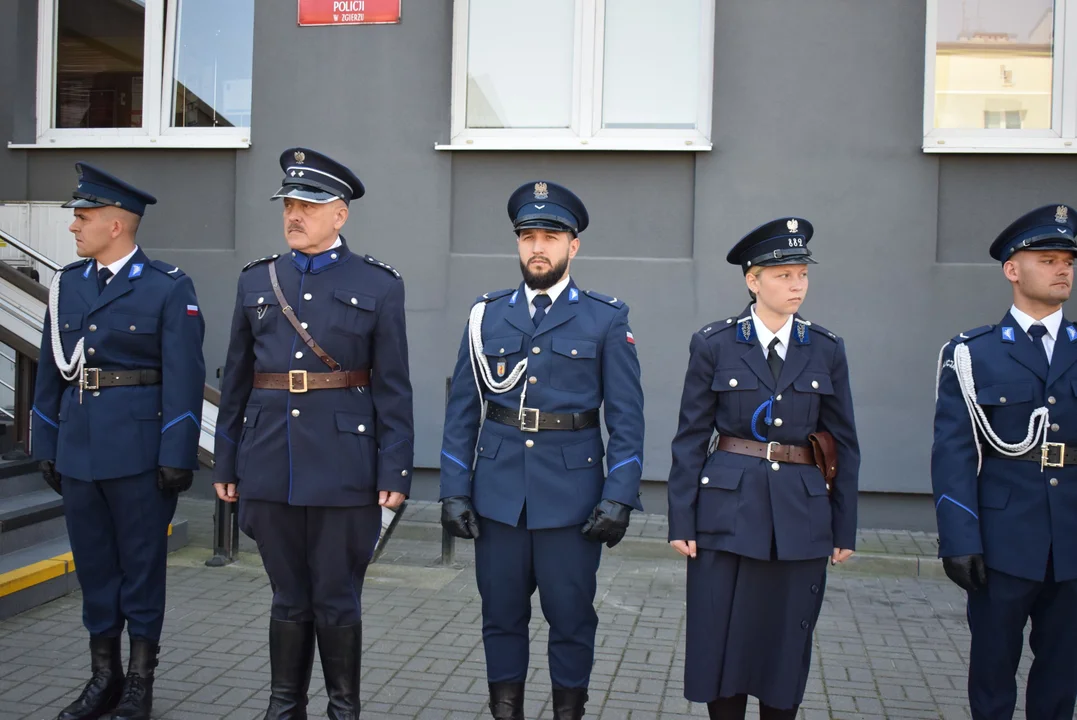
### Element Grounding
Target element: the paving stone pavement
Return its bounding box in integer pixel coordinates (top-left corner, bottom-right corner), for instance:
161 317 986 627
0 500 1061 720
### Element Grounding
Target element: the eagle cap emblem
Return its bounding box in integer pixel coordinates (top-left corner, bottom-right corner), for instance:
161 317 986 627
534 182 549 200
1057 205 1069 224
787 218 799 233
294 150 306 164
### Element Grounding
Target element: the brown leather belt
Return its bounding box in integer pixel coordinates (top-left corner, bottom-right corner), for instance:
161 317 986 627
486 403 600 432
253 369 370 393
69 368 161 389
716 436 815 465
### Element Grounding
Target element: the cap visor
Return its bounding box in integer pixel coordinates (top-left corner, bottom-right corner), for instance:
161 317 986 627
62 198 108 209
755 256 818 267
270 186 339 204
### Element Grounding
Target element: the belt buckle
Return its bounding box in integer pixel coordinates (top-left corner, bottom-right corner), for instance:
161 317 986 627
81 367 100 391
766 441 781 462
289 369 309 393
1041 442 1065 470
519 408 540 433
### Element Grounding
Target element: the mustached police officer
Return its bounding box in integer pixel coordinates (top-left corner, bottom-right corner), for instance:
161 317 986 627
214 148 414 718
439 181 645 720
933 204 1077 720
32 163 206 720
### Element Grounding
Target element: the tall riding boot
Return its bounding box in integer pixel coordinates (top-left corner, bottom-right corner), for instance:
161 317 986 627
108 637 157 720
551 686 588 720
316 623 362 720
759 702 799 720
487 681 524 719
56 635 124 720
707 694 748 720
265 619 316 719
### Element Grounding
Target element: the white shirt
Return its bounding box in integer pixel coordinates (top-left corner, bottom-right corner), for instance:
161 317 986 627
1009 304 1062 363
751 304 793 361
525 274 571 319
96 245 139 285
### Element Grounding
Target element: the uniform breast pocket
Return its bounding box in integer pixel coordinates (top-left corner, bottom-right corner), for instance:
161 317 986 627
109 314 159 350
243 292 280 334
976 382 1033 408
329 291 376 336
792 372 834 422
57 313 84 354
550 338 599 393
335 411 377 490
711 368 759 417
483 335 524 381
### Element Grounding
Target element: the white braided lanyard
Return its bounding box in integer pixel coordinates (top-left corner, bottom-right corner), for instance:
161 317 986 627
48 270 85 382
467 301 529 434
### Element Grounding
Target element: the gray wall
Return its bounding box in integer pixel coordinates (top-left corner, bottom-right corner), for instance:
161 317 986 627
5 0 1077 504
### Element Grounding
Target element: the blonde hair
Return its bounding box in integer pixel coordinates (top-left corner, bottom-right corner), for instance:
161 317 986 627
746 265 764 301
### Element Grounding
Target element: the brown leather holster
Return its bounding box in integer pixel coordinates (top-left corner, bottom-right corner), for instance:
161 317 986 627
807 431 838 493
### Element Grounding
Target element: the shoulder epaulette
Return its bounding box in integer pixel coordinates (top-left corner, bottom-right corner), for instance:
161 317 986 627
365 254 400 279
699 318 738 337
62 258 92 272
242 254 280 272
583 290 624 308
149 259 186 279
952 324 994 344
475 288 514 304
796 318 838 342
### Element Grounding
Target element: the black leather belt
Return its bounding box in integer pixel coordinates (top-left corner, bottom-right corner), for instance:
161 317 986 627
486 404 600 432
69 368 162 390
985 443 1076 469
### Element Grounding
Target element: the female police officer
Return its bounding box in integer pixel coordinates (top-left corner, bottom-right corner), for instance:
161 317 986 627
666 217 860 720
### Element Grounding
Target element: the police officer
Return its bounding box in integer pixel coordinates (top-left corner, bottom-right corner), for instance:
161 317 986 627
932 204 1077 720
31 163 206 720
439 181 644 720
214 147 413 719
667 218 859 720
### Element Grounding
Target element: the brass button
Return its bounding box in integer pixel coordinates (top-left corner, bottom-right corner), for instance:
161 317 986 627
529 377 537 384
776 394 782 401
351 297 358 305
525 439 534 448
999 397 1007 404
729 378 738 388
701 477 709 485
1050 478 1059 487
358 424 366 433
771 462 780 471
88 324 97 332
129 325 136 331
499 347 505 354
1049 396 1057 405
291 409 300 417
587 457 593 463
63 323 69 329
303 293 313 301
571 349 578 356
532 347 541 355
87 348 95 356
301 322 308 329
774 418 783 427
401 470 408 477
1052 423 1060 432
295 352 304 359
257 297 264 304
811 380 820 389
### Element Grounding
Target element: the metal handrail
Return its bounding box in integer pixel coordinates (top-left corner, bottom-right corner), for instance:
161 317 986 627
0 228 63 271
0 350 13 365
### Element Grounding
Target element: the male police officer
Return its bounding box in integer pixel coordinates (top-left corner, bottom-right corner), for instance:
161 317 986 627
439 181 645 720
933 204 1077 720
32 163 206 720
214 147 413 719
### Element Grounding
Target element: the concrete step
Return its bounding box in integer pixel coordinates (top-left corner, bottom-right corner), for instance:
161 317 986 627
0 488 66 555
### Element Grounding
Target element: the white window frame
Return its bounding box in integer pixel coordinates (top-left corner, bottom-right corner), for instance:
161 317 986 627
10 0 251 150
437 0 715 152
923 0 1077 154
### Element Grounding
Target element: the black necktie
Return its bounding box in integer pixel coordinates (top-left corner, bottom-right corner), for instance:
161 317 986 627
767 337 784 381
532 294 552 328
97 267 113 295
1029 324 1050 367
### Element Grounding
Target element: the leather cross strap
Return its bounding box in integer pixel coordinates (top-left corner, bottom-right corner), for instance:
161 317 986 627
253 369 370 393
716 435 815 465
268 260 342 372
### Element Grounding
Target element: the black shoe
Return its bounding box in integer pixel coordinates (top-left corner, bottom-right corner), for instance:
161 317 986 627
56 636 124 720
487 682 524 719
552 686 588 720
108 637 157 720
316 624 362 720
264 619 316 719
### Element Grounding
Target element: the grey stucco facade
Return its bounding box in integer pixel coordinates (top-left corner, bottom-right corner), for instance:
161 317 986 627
4 0 1076 528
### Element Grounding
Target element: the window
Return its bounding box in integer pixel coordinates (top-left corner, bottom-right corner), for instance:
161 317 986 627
440 0 716 151
22 0 254 149
923 0 1077 153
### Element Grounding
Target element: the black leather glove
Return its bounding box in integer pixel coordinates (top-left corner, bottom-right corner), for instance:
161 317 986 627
942 554 987 593
157 467 194 493
581 499 632 548
441 496 481 539
41 460 62 496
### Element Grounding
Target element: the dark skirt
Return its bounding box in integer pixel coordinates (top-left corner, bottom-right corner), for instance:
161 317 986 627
683 549 828 709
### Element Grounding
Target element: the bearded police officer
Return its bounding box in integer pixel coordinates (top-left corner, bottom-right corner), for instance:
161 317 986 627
32 163 206 720
214 148 414 718
439 181 645 720
933 204 1077 720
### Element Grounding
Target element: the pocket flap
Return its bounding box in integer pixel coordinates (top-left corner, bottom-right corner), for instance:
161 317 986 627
244 292 279 307
335 412 374 435
552 338 598 359
562 438 604 469
477 435 503 459
712 369 757 392
484 335 523 357
110 314 158 335
801 469 829 497
699 467 743 489
243 404 261 428
980 483 1011 509
976 382 1033 406
333 290 376 312
58 313 83 332
793 373 834 395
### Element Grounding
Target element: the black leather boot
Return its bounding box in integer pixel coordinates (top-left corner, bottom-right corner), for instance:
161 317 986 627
265 619 316 719
551 686 588 719
487 681 524 719
108 637 157 720
316 624 362 719
56 635 124 720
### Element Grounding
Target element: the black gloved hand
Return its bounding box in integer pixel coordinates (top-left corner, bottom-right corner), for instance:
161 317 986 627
441 496 481 539
158 467 194 493
41 460 62 496
581 499 632 548
942 554 987 593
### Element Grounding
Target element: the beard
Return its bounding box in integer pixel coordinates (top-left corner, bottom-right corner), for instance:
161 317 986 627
520 253 570 290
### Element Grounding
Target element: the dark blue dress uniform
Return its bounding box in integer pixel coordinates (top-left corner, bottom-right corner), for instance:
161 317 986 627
932 204 1077 720
31 163 205 720
667 218 860 719
214 148 413 718
439 182 644 720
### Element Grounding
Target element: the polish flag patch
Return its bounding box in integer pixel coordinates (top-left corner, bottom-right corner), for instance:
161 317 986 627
626 331 635 345
186 305 200 316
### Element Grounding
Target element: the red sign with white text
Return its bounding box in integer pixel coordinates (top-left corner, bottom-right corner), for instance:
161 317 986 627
298 0 400 26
